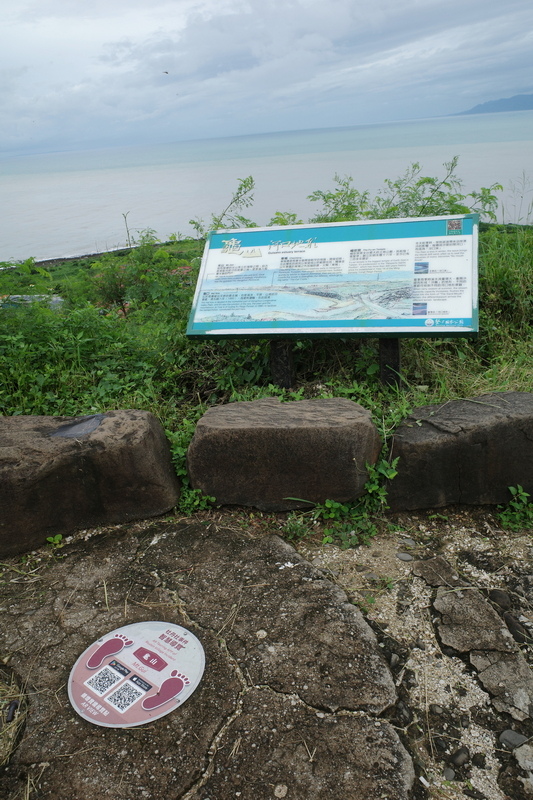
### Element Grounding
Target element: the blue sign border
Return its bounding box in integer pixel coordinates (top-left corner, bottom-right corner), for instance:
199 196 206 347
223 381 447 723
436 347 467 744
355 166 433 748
187 214 478 339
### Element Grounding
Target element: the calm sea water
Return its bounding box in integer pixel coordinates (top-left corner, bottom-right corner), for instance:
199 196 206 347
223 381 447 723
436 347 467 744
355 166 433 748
1 111 532 262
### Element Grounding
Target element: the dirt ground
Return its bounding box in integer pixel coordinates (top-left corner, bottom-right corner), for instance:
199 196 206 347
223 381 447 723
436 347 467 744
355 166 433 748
1 503 533 799
296 505 533 800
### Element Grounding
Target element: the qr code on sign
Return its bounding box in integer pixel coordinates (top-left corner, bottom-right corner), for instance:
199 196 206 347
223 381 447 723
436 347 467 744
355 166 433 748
85 666 122 696
447 219 463 233
106 682 143 712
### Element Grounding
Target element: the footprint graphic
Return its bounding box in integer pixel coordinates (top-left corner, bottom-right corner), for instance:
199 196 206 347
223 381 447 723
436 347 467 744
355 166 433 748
142 670 190 711
86 634 134 670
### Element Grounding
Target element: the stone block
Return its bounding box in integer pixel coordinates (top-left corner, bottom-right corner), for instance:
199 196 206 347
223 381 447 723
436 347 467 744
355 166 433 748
0 410 180 556
387 392 533 511
187 397 381 511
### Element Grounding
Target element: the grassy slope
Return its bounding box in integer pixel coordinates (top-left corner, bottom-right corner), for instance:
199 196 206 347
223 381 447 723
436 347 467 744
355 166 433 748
1 159 532 519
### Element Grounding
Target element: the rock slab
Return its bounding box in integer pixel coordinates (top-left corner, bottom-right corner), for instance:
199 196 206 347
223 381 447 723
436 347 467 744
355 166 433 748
387 391 533 510
414 556 533 721
187 397 382 511
153 525 397 714
0 521 413 800
0 410 180 556
199 690 414 800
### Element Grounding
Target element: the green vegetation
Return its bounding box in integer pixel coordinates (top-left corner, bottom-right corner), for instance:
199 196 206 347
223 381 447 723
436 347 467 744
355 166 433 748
283 457 399 547
1 159 532 532
45 533 64 548
308 156 502 222
497 486 533 531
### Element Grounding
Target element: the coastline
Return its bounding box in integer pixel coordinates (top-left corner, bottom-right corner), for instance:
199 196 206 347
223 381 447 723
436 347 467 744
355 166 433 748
3 114 532 263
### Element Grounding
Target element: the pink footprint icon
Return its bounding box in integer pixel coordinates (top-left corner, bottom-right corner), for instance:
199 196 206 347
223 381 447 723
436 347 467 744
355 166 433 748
142 670 190 711
86 634 134 670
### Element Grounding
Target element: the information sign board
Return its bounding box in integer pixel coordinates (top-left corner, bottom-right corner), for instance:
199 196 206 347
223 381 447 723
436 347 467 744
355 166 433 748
68 621 205 728
186 214 478 338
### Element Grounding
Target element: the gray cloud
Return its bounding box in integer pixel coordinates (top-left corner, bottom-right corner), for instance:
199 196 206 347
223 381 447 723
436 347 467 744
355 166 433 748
1 0 532 154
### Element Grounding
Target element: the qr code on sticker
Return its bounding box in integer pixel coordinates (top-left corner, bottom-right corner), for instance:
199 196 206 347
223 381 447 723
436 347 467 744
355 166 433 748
106 682 143 712
85 666 122 696
447 219 463 233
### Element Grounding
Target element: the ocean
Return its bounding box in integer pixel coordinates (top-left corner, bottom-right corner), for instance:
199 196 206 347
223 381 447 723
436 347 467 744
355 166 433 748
1 110 532 263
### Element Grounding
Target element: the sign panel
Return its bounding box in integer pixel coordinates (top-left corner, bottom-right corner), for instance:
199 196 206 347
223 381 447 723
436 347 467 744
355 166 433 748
68 621 205 728
186 214 478 338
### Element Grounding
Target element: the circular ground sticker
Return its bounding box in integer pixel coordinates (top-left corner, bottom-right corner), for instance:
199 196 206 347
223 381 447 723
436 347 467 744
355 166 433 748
68 621 205 728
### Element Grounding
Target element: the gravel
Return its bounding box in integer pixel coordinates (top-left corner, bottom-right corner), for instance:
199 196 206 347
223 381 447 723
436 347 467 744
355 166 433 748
298 505 533 800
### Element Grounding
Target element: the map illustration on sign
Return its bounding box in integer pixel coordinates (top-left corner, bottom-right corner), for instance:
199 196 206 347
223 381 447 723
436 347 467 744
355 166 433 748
187 215 478 338
68 621 205 728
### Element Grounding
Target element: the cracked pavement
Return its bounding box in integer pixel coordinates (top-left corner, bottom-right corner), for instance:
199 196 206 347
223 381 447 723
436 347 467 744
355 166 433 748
0 521 414 800
414 556 533 722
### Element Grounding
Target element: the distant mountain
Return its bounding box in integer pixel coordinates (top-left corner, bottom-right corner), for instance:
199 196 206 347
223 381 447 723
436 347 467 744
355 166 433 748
457 93 533 115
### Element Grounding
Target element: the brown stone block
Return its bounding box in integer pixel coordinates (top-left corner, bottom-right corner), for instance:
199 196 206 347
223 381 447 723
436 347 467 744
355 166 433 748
187 397 381 511
387 391 533 511
0 410 180 556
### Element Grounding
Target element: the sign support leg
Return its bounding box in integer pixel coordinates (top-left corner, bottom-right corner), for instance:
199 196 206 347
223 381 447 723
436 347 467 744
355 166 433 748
379 338 402 387
270 340 295 390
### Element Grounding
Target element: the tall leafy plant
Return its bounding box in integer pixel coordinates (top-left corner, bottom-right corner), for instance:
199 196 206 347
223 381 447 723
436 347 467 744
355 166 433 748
308 157 501 223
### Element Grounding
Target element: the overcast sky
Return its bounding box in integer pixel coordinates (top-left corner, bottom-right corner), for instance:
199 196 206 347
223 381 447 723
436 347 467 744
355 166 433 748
1 0 532 155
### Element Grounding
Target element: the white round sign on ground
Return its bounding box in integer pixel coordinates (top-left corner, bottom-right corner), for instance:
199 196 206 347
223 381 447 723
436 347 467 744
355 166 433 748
68 621 205 727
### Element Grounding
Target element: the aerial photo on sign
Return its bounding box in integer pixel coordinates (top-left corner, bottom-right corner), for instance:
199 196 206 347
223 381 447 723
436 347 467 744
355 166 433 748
186 214 478 338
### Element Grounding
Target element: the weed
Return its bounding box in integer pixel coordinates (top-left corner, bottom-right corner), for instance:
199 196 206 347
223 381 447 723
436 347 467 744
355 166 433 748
0 666 27 768
282 513 313 542
353 576 396 614
312 456 400 549
354 593 377 614
0 258 52 297
478 223 533 335
313 499 352 521
177 488 216 515
308 157 501 223
322 523 371 549
364 457 399 504
268 211 304 226
45 534 63 548
189 176 257 237
281 457 398 549
502 171 533 224
379 576 396 592
497 485 533 531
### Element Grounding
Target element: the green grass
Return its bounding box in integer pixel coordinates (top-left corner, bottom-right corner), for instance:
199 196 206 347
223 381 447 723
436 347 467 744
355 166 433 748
1 164 531 517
